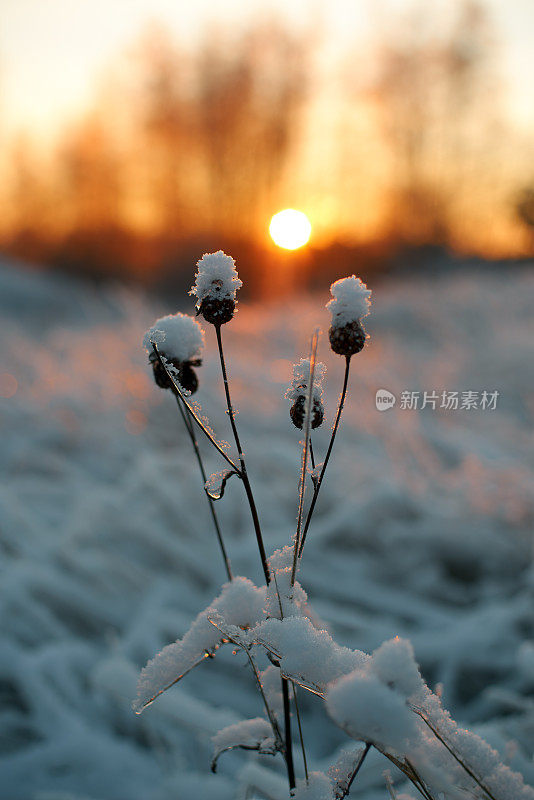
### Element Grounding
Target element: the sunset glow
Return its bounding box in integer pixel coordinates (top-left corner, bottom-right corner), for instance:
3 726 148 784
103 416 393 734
269 209 312 250
0 1 533 273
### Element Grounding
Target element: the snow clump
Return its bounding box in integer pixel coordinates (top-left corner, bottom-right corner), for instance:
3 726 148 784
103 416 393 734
211 718 276 772
247 616 368 693
189 251 243 307
285 358 326 403
326 669 419 752
142 312 204 363
327 276 371 327
134 577 265 712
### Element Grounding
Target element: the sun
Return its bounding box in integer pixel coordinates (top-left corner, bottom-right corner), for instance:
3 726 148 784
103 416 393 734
269 209 312 250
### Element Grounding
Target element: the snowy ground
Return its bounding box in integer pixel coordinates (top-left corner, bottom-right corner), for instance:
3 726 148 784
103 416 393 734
1 259 533 799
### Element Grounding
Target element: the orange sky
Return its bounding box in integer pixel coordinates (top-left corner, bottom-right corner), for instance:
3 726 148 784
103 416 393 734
1 0 533 258
2 0 534 140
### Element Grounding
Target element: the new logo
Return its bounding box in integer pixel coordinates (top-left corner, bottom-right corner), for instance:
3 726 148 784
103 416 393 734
375 389 396 411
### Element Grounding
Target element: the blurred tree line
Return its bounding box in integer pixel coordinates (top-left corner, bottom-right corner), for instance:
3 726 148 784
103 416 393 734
1 20 307 292
1 1 532 293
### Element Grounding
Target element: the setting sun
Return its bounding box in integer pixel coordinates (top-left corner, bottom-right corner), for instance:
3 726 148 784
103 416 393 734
269 209 312 250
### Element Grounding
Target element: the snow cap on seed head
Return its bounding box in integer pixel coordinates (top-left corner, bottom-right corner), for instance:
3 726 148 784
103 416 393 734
327 276 371 327
142 313 204 363
190 251 243 307
285 358 326 403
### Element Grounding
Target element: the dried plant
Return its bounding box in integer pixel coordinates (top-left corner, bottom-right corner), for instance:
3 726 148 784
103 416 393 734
135 252 533 800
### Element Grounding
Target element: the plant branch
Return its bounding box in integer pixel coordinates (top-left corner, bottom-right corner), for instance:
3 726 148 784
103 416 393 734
342 742 371 798
375 747 437 800
208 620 283 751
403 759 438 800
411 708 498 800
214 325 270 586
292 682 308 782
213 326 300 792
152 343 240 473
175 398 233 581
246 649 284 749
298 355 351 558
309 438 316 471
282 676 296 790
291 329 319 586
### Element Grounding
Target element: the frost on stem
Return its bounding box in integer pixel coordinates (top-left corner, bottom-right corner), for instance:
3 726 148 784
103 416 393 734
327 275 371 356
247 615 368 695
134 577 265 712
265 545 322 623
243 620 534 799
143 313 204 394
286 358 326 430
292 747 368 800
205 469 239 500
323 636 534 800
190 250 243 325
211 718 278 773
328 745 368 798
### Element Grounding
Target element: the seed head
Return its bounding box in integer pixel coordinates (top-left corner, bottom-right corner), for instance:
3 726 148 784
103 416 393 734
190 251 242 325
328 319 366 356
143 313 204 394
197 296 236 326
290 395 325 430
327 275 371 356
148 352 200 394
285 358 326 430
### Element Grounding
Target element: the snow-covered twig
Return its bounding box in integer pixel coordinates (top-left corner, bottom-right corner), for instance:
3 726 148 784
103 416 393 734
213 325 270 587
174 398 233 581
298 355 351 559
291 329 320 586
208 617 284 752
292 682 309 783
337 742 370 799
152 342 241 473
410 706 499 800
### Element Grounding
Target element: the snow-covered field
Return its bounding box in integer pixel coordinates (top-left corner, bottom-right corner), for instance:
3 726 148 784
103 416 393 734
1 259 533 799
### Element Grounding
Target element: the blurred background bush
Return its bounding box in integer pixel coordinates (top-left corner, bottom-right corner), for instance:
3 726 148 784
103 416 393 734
1 0 533 297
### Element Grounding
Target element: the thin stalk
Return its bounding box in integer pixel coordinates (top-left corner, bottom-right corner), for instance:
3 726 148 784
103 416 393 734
298 355 351 558
375 748 436 800
209 620 283 750
152 343 240 473
282 676 296 790
291 330 319 586
403 760 438 800
175 398 232 581
411 709 498 800
245 648 284 748
244 644 299 797
309 439 316 471
291 682 308 782
214 324 270 586
343 742 371 798
214 325 299 793
135 652 212 713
